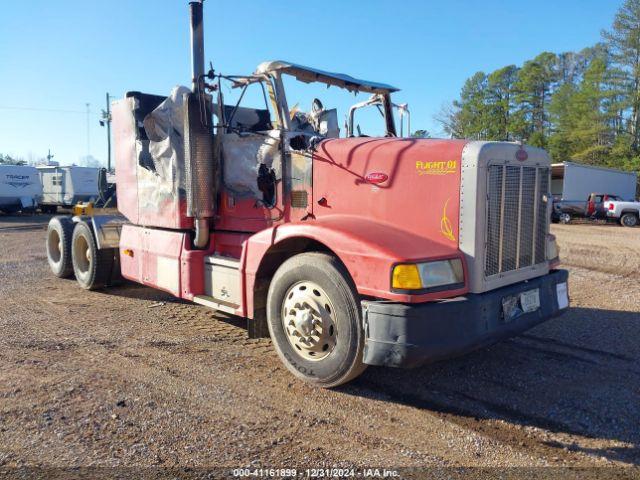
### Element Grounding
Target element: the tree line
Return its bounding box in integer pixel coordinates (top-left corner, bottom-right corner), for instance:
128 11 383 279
0 154 27 165
438 0 640 181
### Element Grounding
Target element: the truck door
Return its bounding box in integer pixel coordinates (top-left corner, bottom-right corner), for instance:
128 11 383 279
590 194 604 217
283 132 313 222
215 99 283 232
587 194 597 216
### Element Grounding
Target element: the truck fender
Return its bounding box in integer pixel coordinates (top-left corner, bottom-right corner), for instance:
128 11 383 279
620 208 640 216
67 214 127 250
241 214 466 320
88 215 127 250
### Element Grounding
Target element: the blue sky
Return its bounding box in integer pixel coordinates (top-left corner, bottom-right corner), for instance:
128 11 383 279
0 0 622 167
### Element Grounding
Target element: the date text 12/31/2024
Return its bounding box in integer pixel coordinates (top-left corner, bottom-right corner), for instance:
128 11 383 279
232 468 400 478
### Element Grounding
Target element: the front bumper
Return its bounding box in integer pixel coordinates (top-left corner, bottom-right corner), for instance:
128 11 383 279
362 269 569 368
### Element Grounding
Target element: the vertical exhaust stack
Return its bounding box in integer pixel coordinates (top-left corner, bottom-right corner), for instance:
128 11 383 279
184 0 215 248
189 0 205 91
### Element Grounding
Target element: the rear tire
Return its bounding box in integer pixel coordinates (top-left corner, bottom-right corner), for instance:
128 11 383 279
46 216 75 278
620 213 638 227
266 252 367 388
71 221 114 290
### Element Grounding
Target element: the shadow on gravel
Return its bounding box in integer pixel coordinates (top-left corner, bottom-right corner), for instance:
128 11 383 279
340 307 640 465
0 213 53 231
99 283 248 330
102 282 184 303
0 213 53 222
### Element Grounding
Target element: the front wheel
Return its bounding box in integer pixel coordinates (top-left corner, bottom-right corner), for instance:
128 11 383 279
620 213 639 227
266 252 367 387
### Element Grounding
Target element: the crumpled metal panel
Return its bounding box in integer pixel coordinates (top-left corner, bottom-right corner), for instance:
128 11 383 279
221 131 281 198
114 87 194 229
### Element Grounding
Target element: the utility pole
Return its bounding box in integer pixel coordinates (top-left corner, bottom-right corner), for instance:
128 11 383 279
85 102 91 158
46 149 54 165
100 93 112 171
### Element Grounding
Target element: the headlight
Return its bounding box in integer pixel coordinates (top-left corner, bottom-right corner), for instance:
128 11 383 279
392 259 464 291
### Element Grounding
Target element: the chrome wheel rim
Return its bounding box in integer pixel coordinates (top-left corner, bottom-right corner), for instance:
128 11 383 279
560 213 571 224
73 233 91 278
281 281 337 361
623 215 637 226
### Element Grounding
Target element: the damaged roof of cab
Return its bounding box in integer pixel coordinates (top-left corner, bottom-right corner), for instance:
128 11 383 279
255 60 399 94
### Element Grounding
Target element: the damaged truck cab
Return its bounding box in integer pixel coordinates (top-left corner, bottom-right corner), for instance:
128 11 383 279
46 0 569 387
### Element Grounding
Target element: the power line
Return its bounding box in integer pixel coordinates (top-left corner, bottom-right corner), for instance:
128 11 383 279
0 105 99 115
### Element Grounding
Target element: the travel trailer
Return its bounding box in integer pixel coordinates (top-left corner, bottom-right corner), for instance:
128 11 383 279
0 165 41 213
37 166 101 213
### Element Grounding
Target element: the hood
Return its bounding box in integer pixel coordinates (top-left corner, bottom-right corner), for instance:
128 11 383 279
312 137 469 251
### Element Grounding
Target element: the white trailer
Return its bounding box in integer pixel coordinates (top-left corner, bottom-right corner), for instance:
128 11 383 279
551 161 637 201
0 165 42 213
37 166 101 213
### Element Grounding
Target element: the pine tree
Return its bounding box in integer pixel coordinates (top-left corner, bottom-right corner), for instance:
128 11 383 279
603 0 640 151
454 72 489 139
435 0 640 194
567 57 620 165
486 65 519 140
512 52 558 147
548 82 579 161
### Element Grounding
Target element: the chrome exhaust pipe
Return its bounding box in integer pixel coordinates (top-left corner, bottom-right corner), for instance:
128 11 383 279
189 1 205 91
185 0 214 249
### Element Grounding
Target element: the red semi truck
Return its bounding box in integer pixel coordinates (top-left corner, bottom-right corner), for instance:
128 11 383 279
45 1 569 387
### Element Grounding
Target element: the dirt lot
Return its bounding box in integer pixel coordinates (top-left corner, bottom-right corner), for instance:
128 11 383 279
0 215 639 473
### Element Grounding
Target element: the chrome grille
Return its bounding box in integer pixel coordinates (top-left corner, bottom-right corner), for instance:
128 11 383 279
485 164 549 277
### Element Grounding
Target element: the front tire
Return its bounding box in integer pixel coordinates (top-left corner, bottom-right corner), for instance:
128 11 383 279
46 216 75 278
620 213 638 227
266 252 367 387
71 221 114 290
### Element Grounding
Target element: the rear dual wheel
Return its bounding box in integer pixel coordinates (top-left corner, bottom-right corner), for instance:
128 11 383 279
46 217 120 289
266 253 366 388
46 216 75 278
71 221 117 290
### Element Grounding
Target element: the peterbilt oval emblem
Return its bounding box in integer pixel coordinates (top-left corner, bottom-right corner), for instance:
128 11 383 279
365 172 388 184
516 148 528 161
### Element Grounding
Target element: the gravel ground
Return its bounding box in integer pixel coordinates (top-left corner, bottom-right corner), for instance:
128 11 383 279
0 215 639 475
